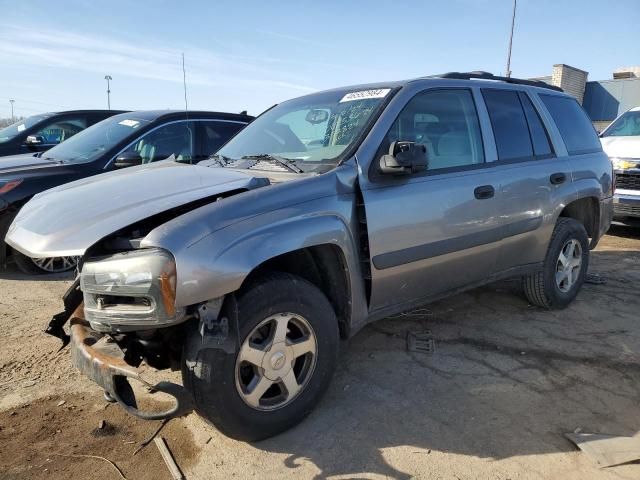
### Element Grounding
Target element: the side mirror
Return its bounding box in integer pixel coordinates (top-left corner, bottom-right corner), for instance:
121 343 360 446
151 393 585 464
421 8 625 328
25 135 45 146
379 141 427 175
114 151 143 168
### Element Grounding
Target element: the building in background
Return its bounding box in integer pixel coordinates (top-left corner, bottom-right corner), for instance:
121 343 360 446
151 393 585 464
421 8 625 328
531 64 640 132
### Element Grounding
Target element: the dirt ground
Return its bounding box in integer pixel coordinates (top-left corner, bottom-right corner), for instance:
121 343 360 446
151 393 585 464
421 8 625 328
1 226 639 480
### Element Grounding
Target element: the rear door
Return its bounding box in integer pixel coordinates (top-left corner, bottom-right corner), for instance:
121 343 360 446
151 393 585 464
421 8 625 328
360 88 505 312
481 88 574 271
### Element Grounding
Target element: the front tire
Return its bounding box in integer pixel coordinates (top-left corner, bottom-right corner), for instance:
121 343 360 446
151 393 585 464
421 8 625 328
523 217 589 308
183 272 339 441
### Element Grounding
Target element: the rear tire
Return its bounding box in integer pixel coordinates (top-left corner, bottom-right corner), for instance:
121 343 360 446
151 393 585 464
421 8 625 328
523 217 589 308
182 272 339 441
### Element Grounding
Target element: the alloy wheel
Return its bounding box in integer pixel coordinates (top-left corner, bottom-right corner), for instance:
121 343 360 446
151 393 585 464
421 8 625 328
235 313 317 411
555 239 582 293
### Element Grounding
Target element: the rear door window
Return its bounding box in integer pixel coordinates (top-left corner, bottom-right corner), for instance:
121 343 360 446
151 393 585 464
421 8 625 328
540 94 601 155
482 89 533 161
519 92 553 158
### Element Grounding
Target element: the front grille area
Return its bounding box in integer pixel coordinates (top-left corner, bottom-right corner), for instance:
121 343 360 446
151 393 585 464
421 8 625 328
614 202 640 218
615 173 640 190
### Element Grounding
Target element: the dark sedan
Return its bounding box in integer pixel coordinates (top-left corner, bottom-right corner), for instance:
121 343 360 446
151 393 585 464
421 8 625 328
0 110 127 157
0 110 253 273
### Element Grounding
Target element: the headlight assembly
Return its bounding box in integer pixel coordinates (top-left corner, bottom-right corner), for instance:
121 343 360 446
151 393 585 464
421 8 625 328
81 248 185 332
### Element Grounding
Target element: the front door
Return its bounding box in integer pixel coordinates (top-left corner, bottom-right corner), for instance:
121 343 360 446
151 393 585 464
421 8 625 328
360 88 504 313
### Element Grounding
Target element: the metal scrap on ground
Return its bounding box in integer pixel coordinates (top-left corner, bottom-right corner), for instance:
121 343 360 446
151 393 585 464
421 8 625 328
565 432 640 468
407 330 435 354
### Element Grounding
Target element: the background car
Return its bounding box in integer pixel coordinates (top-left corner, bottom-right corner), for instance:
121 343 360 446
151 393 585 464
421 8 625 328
600 106 640 225
0 110 253 274
0 110 127 157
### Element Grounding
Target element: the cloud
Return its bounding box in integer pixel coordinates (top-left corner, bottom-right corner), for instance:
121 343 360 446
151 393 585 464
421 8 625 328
0 25 318 93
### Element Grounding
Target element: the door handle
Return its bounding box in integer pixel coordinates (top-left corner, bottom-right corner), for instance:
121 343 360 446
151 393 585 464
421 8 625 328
474 185 495 200
550 172 567 185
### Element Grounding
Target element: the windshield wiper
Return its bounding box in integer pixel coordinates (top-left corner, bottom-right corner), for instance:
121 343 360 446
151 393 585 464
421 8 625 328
241 154 303 173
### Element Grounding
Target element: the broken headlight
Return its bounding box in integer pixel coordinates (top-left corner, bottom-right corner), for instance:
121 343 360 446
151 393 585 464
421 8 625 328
81 248 185 332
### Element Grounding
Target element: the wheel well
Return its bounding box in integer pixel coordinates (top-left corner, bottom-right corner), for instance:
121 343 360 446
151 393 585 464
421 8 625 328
559 197 599 239
242 245 351 338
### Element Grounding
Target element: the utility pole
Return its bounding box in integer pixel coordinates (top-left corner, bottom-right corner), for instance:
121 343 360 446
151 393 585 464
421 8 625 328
9 99 15 122
505 0 517 78
104 75 112 110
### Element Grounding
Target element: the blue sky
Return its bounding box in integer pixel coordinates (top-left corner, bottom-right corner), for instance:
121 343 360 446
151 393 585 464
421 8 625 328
0 0 638 118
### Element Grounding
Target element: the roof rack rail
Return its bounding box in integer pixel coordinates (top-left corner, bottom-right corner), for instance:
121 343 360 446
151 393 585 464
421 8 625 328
433 71 564 92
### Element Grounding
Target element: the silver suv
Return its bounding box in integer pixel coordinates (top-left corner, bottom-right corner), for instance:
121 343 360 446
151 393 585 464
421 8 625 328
6 72 613 440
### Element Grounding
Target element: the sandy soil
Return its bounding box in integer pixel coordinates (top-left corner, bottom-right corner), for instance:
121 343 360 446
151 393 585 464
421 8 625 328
1 226 639 479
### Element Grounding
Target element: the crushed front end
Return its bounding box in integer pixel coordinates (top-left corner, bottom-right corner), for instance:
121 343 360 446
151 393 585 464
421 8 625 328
49 247 195 420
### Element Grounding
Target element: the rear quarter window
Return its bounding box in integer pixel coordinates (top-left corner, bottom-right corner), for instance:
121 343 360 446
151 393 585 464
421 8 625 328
540 94 601 155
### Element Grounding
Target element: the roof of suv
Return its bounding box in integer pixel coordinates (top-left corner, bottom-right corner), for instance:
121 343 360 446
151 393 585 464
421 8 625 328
312 72 566 99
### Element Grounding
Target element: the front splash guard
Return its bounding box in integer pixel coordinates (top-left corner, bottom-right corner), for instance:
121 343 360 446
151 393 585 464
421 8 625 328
69 306 192 420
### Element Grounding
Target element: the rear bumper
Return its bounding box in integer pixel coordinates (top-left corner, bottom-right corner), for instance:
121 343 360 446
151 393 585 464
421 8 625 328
613 191 640 219
69 306 192 420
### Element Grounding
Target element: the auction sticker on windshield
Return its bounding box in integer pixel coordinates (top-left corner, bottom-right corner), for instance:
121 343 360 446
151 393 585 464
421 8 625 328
118 119 141 128
340 88 391 103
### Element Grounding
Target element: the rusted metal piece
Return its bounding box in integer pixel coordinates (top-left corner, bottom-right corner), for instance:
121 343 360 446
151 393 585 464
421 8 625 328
45 277 82 348
69 306 192 420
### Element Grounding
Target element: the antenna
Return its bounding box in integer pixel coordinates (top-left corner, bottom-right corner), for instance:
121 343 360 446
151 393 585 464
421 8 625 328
182 53 189 115
505 0 517 78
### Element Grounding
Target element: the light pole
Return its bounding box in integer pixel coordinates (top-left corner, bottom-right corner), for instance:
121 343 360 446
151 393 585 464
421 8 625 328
9 99 15 122
104 75 112 110
505 0 517 78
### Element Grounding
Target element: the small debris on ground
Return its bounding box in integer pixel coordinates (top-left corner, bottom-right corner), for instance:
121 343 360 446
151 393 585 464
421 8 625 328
98 419 105 430
585 273 607 285
155 436 184 480
56 401 66 407
565 432 640 468
407 330 435 354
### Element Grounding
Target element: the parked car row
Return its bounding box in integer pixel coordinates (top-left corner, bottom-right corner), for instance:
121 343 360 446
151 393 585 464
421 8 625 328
3 72 614 441
0 110 253 272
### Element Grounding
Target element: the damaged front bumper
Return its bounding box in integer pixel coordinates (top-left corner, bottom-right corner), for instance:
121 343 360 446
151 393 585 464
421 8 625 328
68 305 192 420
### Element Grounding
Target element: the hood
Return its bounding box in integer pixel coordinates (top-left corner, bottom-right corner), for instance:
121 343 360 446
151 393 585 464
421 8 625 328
5 161 270 258
0 154 58 175
600 136 640 159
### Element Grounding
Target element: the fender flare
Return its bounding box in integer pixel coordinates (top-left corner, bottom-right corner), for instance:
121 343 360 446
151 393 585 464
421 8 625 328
172 212 364 310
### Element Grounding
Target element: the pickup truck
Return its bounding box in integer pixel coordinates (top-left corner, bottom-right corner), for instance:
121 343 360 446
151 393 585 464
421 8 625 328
6 72 613 441
600 106 640 224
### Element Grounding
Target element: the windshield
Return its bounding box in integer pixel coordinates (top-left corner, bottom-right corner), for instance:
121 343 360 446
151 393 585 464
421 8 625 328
43 115 151 164
0 114 54 144
216 87 393 173
601 110 640 137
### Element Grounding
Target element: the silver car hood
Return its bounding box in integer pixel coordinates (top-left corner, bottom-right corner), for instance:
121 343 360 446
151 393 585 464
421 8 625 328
6 161 269 258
